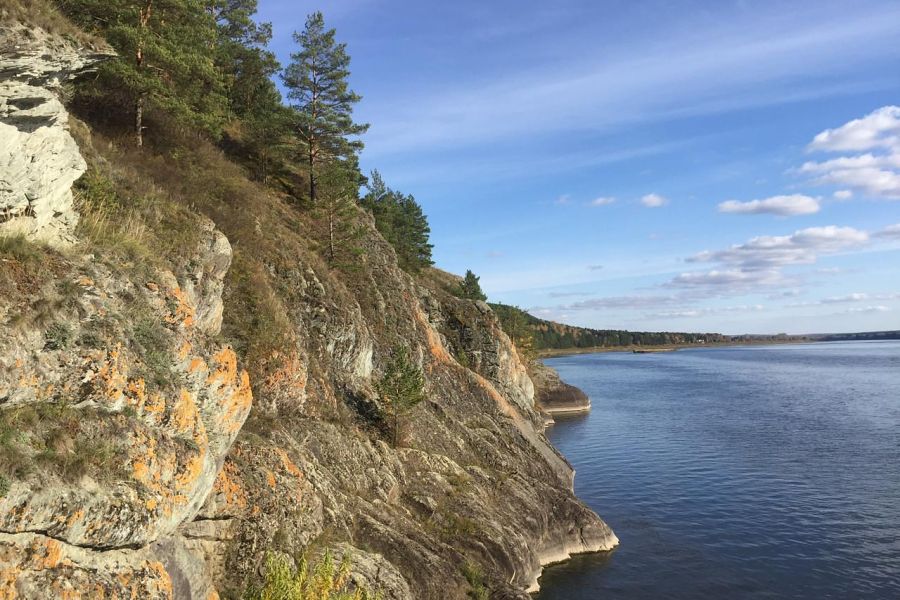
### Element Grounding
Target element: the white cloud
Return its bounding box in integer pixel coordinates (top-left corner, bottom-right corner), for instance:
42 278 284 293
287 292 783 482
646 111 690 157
688 226 869 270
807 106 900 152
589 196 616 206
555 194 571 205
718 194 820 216
669 225 870 294
641 193 668 208
800 107 900 200
587 264 604 271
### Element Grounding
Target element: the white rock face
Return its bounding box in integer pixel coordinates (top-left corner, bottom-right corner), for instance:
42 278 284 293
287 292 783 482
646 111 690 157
0 23 112 246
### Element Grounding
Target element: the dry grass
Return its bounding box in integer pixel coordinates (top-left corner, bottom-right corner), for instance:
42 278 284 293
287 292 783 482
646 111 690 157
0 0 102 47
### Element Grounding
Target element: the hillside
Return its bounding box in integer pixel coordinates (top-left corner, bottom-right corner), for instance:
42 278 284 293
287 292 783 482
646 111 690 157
0 4 616 599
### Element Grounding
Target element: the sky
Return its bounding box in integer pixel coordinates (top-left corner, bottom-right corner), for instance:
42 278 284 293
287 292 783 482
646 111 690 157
258 0 900 335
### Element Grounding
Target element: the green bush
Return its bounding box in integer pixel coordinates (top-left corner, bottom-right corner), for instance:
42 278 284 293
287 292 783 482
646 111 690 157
245 551 379 600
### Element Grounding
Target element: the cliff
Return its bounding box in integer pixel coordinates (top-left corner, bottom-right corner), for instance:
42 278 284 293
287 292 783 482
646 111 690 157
0 18 617 600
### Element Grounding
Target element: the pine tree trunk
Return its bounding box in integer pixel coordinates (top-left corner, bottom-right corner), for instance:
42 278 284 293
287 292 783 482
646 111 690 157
134 0 152 148
135 95 143 147
328 200 335 263
308 146 317 203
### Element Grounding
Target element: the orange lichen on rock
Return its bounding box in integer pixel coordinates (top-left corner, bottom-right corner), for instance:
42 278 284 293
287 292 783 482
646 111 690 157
166 286 195 329
91 346 130 406
66 509 85 528
30 538 63 570
145 561 173 599
276 448 303 480
213 460 248 509
0 566 19 600
177 341 192 361
262 350 307 394
171 389 199 435
207 348 252 433
265 469 276 490
188 357 207 375
175 448 206 492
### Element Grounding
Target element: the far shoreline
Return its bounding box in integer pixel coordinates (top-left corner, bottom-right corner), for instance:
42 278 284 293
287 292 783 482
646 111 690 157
536 338 820 358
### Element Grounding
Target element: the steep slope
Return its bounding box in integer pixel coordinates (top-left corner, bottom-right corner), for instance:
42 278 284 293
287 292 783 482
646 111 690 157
0 16 617 600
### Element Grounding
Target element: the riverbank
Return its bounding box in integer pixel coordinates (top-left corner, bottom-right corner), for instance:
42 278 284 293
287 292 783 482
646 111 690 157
536 338 809 358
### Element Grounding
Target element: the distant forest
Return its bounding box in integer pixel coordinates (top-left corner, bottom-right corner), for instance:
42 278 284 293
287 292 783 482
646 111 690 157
490 303 732 351
490 304 899 353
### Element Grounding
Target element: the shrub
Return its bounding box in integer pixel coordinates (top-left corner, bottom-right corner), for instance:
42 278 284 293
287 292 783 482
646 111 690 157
245 551 379 600
461 560 489 600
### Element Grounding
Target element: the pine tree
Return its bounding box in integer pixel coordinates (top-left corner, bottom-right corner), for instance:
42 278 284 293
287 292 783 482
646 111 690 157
282 12 369 202
315 164 363 268
60 0 228 146
360 170 433 272
376 347 426 448
209 0 292 182
459 270 487 302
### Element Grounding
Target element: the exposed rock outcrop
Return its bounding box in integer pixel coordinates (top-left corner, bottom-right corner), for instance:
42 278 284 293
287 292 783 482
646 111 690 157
0 22 112 246
0 220 250 598
531 361 592 415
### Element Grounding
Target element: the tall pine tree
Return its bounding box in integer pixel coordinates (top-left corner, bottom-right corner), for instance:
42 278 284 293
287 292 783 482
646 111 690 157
282 12 368 202
60 0 228 146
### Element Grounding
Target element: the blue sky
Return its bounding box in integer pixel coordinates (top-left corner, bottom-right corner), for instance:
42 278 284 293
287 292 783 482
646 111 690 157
259 0 900 334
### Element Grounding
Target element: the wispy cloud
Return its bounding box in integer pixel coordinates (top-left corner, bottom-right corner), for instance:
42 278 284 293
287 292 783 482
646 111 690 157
649 305 765 319
360 9 900 158
589 197 616 206
718 194 820 216
668 225 870 294
876 223 900 239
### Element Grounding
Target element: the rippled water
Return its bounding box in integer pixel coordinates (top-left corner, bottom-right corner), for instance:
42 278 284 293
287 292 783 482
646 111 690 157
535 341 900 600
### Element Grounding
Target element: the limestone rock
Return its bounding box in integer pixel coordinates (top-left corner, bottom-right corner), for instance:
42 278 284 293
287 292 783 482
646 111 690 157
0 219 250 598
0 23 113 246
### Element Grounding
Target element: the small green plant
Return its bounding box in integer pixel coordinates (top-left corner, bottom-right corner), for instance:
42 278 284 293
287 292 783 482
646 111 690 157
375 346 426 448
131 316 173 388
44 321 73 350
0 475 9 498
461 560 489 600
245 550 379 600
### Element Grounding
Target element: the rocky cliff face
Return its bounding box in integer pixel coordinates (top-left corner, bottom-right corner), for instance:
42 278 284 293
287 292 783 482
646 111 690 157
0 22 112 246
0 20 617 600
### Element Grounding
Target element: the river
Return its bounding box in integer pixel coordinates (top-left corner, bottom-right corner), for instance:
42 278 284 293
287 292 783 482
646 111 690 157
535 341 900 599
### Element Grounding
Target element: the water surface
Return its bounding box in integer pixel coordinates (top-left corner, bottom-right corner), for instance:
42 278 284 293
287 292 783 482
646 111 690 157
536 341 900 599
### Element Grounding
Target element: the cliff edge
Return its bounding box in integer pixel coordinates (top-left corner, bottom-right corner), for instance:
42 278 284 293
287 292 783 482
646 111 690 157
0 17 617 600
